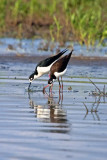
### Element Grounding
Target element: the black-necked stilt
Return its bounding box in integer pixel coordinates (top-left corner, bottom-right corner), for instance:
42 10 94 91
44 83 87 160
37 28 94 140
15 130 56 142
28 48 68 89
43 49 73 92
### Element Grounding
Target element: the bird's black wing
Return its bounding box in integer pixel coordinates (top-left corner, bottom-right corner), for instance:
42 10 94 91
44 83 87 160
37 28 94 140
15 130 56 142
36 48 68 67
50 50 73 75
50 56 67 75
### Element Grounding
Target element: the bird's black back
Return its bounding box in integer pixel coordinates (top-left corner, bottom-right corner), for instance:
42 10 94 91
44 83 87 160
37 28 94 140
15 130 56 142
60 51 73 72
36 48 68 68
50 50 73 76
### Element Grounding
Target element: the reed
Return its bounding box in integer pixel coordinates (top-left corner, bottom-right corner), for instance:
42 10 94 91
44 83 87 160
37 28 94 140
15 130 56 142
0 0 106 46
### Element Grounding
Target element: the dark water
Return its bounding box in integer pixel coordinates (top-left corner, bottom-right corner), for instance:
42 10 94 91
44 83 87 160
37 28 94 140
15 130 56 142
0 60 107 160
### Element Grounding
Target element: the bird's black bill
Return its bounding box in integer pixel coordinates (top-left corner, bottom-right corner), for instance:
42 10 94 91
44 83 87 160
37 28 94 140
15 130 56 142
49 86 51 93
28 82 31 90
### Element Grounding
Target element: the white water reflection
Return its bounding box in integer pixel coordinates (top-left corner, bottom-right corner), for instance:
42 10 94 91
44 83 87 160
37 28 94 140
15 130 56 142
28 92 67 123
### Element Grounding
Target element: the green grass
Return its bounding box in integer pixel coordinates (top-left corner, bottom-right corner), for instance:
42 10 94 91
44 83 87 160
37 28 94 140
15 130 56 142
0 0 107 46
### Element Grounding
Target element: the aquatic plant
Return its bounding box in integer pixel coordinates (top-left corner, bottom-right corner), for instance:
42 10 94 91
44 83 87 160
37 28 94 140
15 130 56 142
89 78 107 96
53 16 62 41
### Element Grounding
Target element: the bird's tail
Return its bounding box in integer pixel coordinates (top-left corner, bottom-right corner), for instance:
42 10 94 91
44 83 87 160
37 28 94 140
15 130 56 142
61 48 74 70
67 49 74 61
55 48 68 59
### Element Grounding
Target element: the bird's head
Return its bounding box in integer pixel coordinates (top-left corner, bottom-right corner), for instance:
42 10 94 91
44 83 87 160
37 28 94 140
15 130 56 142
29 69 38 82
29 73 35 82
48 78 55 86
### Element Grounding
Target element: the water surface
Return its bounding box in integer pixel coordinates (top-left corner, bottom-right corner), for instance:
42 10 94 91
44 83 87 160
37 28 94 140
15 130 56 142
0 60 107 160
0 38 107 57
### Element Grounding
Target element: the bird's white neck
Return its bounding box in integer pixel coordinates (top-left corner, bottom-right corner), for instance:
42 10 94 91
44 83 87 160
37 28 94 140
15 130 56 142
34 72 43 79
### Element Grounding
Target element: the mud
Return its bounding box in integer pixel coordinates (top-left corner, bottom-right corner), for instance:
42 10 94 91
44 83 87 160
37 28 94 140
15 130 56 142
0 54 107 66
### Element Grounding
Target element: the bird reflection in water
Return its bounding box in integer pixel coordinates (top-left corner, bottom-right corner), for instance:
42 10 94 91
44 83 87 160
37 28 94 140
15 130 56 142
28 91 67 124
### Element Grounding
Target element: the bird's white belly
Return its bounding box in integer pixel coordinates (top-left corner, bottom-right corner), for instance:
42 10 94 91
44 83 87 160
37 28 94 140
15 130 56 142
37 61 56 75
37 65 51 74
54 69 67 78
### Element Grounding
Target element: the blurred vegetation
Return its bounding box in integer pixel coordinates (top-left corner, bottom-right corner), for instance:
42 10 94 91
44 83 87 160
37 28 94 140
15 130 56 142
0 0 107 46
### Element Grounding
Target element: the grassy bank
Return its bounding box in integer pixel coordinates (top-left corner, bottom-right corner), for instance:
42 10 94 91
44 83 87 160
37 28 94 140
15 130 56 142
0 0 107 46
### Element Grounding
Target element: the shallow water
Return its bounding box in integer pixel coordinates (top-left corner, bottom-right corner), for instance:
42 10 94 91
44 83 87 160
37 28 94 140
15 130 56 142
0 61 107 160
0 38 107 57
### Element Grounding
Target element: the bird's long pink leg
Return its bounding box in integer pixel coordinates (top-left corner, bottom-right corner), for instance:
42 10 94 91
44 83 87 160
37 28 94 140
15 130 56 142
61 76 63 91
62 88 63 101
59 88 61 100
49 84 53 97
58 78 61 92
43 84 50 93
50 84 53 92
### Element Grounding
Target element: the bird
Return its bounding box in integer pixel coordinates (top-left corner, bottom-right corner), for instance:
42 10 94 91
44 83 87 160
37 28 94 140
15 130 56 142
28 48 68 90
43 49 73 93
